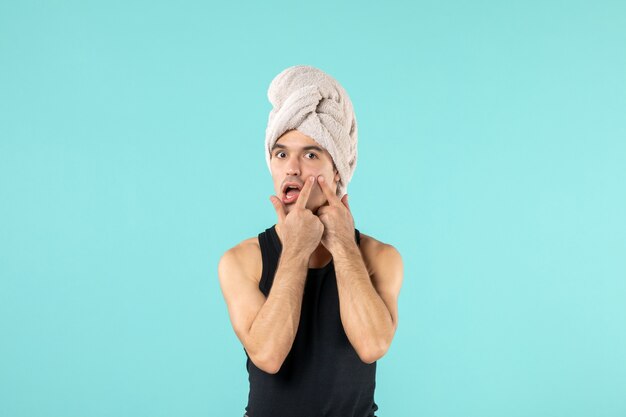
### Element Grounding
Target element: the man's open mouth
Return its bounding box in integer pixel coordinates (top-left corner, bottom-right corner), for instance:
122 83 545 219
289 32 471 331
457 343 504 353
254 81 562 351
282 183 302 204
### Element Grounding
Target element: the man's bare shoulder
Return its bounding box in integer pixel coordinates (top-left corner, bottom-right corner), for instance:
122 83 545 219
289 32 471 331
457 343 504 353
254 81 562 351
359 232 388 252
358 232 403 276
220 236 263 285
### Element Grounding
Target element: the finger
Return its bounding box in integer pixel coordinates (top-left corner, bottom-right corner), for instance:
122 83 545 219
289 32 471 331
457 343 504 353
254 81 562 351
295 175 316 210
269 195 286 223
313 202 328 216
317 175 341 206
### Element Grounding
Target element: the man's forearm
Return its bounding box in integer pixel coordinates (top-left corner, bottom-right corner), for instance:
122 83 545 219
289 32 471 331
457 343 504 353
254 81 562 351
246 249 309 372
332 239 395 363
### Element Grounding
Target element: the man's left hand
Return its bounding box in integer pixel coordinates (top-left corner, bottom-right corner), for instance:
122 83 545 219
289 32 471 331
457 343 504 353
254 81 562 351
315 175 355 254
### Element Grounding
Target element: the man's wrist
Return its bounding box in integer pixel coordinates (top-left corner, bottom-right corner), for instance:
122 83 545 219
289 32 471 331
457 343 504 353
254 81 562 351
280 248 311 267
329 237 359 258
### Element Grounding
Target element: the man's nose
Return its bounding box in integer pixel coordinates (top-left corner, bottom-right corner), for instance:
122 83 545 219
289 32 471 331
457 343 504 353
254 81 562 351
286 157 301 176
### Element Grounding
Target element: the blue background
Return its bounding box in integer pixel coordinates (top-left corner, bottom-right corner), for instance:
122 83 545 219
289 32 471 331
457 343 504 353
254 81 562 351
1 1 625 416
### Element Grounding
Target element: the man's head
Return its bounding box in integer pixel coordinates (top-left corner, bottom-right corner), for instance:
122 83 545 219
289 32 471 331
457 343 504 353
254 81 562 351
270 129 340 214
264 65 358 200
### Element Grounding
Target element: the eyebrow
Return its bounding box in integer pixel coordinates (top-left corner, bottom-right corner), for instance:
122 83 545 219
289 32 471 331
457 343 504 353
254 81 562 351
271 143 325 153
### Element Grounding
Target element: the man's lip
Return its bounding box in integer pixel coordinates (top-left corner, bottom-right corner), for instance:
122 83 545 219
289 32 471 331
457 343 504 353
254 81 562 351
282 189 300 205
282 182 303 194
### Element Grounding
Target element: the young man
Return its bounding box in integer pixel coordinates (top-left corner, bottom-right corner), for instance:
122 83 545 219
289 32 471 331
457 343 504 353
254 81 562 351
218 66 403 417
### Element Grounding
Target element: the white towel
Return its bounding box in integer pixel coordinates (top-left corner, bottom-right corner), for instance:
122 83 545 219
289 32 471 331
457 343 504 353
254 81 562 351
264 65 358 199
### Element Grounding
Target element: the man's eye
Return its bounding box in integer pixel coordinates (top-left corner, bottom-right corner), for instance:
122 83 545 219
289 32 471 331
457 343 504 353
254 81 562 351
305 152 317 159
275 151 285 158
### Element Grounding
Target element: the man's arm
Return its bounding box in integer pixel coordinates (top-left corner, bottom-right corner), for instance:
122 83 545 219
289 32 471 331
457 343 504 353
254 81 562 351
331 238 403 364
218 243 309 374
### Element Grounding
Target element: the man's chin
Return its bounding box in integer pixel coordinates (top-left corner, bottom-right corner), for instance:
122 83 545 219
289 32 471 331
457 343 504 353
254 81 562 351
285 204 320 214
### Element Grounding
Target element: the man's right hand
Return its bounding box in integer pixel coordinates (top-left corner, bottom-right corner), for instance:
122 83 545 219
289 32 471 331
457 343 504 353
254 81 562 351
270 176 324 257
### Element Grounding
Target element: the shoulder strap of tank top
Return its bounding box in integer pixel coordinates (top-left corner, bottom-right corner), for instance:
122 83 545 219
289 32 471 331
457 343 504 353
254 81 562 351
257 225 280 296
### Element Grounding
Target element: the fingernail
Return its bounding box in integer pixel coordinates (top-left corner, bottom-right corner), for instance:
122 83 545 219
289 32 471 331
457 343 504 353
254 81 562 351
318 175 325 182
309 176 314 182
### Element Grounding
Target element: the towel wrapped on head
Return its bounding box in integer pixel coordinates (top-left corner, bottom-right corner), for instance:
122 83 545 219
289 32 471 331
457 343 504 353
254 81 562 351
264 65 358 199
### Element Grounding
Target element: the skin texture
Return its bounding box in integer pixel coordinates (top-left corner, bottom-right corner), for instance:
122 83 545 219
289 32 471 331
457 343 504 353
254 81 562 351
218 129 404 373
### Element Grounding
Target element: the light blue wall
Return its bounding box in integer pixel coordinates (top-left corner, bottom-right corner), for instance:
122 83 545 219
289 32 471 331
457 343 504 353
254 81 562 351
1 1 625 416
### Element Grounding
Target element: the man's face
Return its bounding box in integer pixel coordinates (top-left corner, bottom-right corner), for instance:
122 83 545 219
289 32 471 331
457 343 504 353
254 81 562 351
270 129 340 214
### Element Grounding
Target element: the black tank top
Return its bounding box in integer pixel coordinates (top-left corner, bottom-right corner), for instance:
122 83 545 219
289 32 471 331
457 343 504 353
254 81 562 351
243 224 379 417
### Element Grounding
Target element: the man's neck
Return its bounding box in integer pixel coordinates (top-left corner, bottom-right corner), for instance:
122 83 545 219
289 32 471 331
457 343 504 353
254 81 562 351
308 244 332 269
